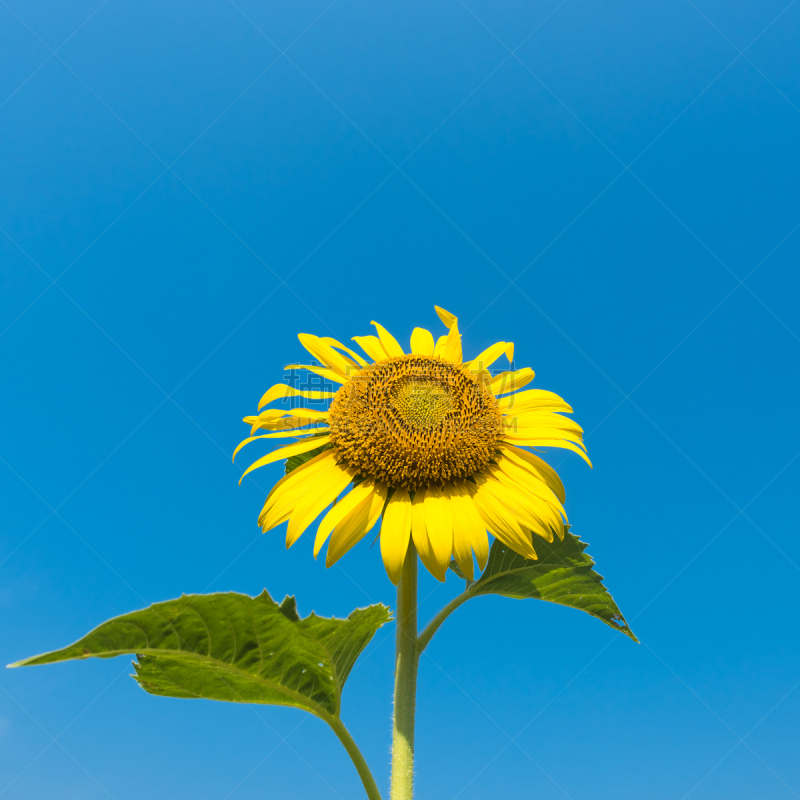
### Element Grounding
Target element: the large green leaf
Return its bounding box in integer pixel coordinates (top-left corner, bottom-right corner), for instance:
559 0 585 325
10 591 391 717
452 530 637 642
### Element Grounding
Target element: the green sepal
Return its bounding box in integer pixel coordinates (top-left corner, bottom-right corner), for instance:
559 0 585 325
448 559 476 590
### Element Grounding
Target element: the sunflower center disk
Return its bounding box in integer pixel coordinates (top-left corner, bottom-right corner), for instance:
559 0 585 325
392 379 455 429
328 355 501 490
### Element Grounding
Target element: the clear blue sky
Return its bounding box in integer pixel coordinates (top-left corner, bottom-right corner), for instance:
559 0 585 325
2 0 799 798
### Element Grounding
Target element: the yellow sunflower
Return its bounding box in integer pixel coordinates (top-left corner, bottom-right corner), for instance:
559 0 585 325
235 307 590 584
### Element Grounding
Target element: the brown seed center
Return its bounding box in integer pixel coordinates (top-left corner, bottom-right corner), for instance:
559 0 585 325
328 354 501 489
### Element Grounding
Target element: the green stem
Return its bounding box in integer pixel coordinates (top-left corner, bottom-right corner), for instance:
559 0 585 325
390 543 419 800
326 714 384 800
417 588 474 653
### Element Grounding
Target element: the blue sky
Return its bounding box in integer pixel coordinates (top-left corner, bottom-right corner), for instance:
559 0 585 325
2 0 800 798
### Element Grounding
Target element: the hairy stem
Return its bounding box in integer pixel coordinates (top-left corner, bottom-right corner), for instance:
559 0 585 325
390 543 419 800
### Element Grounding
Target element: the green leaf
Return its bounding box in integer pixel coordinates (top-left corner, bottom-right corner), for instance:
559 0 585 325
10 591 391 717
470 531 638 642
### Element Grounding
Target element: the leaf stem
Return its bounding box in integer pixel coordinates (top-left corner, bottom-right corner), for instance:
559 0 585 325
416 588 474 653
390 543 419 800
326 714 384 800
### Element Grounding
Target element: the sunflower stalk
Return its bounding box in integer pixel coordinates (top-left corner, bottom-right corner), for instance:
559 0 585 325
390 543 420 800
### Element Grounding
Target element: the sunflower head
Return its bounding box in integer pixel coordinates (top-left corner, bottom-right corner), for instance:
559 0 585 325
235 307 590 584
328 354 501 490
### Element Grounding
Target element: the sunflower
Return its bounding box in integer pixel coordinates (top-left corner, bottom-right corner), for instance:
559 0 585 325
235 307 590 584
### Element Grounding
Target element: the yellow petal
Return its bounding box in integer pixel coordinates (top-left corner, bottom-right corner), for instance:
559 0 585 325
314 481 374 557
409 327 435 356
440 317 462 365
497 466 563 535
505 343 514 364
505 425 587 453
433 335 449 356
325 504 371 567
450 526 474 580
486 466 562 540
501 434 592 467
320 337 368 367
284 364 347 385
488 368 535 396
325 482 388 566
380 488 413 585
234 428 328 461
245 408 329 436
434 305 457 329
445 483 482 580
497 389 573 413
249 407 330 423
258 383 336 410
370 321 405 358
481 473 554 542
239 435 331 484
472 477 538 559
298 333 355 377
423 485 453 578
503 417 587 443
352 335 388 363
465 341 510 372
499 444 566 504
258 450 342 532
366 485 389 529
247 409 288 422
466 502 490 571
504 413 584 436
451 482 490 571
411 488 444 582
285 463 356 547
515 423 586 442
494 450 566 511
242 408 328 430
